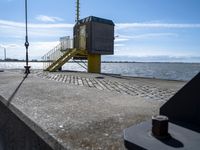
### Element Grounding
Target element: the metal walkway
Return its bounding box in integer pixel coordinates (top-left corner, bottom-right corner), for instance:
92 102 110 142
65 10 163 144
42 37 87 72
45 48 83 72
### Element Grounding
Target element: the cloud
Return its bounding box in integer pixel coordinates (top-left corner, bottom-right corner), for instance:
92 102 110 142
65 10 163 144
30 41 59 51
3 41 59 51
115 38 129 42
114 43 125 47
118 33 178 40
0 19 73 41
2 19 200 30
114 33 178 48
1 19 200 60
0 43 19 48
0 41 60 59
114 46 200 57
29 41 60 57
0 19 72 59
116 23 200 29
0 19 73 28
35 15 64 22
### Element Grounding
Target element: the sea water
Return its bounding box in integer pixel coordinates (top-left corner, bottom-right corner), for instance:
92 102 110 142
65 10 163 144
0 62 200 81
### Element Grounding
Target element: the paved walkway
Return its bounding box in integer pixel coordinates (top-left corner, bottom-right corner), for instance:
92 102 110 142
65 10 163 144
33 70 182 102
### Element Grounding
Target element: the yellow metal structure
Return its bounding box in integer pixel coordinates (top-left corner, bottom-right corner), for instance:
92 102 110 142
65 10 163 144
43 1 113 74
42 0 114 73
87 54 101 73
45 48 86 72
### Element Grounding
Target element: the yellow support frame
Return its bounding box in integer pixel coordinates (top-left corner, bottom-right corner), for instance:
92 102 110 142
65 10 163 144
87 54 101 73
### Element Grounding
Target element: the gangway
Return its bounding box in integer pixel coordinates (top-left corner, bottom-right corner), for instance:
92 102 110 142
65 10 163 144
42 36 87 72
45 48 87 72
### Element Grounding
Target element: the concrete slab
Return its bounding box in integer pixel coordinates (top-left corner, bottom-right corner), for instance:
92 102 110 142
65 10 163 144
0 70 185 149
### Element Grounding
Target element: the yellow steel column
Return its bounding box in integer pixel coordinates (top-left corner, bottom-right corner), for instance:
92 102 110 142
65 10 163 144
88 54 101 73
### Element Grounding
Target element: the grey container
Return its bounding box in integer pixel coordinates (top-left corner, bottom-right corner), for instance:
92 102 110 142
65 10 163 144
73 16 115 55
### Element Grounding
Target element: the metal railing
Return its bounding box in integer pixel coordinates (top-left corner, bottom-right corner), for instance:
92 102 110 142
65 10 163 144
42 44 63 70
42 37 88 71
42 38 73 70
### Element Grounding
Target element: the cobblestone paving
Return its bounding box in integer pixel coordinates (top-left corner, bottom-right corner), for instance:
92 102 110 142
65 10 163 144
33 71 177 101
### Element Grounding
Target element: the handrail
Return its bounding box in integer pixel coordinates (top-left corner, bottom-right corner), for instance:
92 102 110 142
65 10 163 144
42 38 73 70
42 44 63 70
42 37 88 71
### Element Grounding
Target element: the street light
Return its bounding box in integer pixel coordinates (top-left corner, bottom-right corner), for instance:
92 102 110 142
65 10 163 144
24 0 30 74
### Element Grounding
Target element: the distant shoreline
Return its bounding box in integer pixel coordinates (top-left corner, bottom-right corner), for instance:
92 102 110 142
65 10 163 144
0 60 200 64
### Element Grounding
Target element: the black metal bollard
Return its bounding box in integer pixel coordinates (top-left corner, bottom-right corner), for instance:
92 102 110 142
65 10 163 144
152 115 169 138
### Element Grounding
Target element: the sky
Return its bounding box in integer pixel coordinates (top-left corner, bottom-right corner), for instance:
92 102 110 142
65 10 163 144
0 0 200 62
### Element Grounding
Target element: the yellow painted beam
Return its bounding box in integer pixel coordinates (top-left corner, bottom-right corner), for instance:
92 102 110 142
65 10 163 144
88 54 101 73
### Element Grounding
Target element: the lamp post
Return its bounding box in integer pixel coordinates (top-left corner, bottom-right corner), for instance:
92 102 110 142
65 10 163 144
24 0 30 74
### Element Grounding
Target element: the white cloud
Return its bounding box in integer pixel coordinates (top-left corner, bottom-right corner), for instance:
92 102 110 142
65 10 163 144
114 46 200 57
115 38 129 42
30 41 59 51
2 19 200 30
0 19 73 41
114 43 125 47
0 19 73 28
1 19 200 60
118 33 178 40
35 15 64 22
1 41 60 59
29 41 60 58
116 23 200 29
0 19 70 59
29 23 73 28
0 43 19 48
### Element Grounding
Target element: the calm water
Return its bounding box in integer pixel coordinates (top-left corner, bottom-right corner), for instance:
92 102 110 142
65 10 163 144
0 62 200 81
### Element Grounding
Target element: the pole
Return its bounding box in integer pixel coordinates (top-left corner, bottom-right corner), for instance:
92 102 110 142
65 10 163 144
76 0 80 22
4 48 6 61
24 0 30 74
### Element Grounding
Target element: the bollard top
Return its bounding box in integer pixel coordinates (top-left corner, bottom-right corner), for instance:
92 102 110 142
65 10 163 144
152 115 169 121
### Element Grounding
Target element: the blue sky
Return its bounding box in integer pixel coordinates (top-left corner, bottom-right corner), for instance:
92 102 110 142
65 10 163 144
0 0 200 62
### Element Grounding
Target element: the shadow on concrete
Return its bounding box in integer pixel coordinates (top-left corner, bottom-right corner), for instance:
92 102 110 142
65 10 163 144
156 135 184 148
124 141 147 150
6 74 28 106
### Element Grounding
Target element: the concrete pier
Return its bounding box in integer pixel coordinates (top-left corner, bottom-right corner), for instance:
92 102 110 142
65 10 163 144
0 70 186 149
